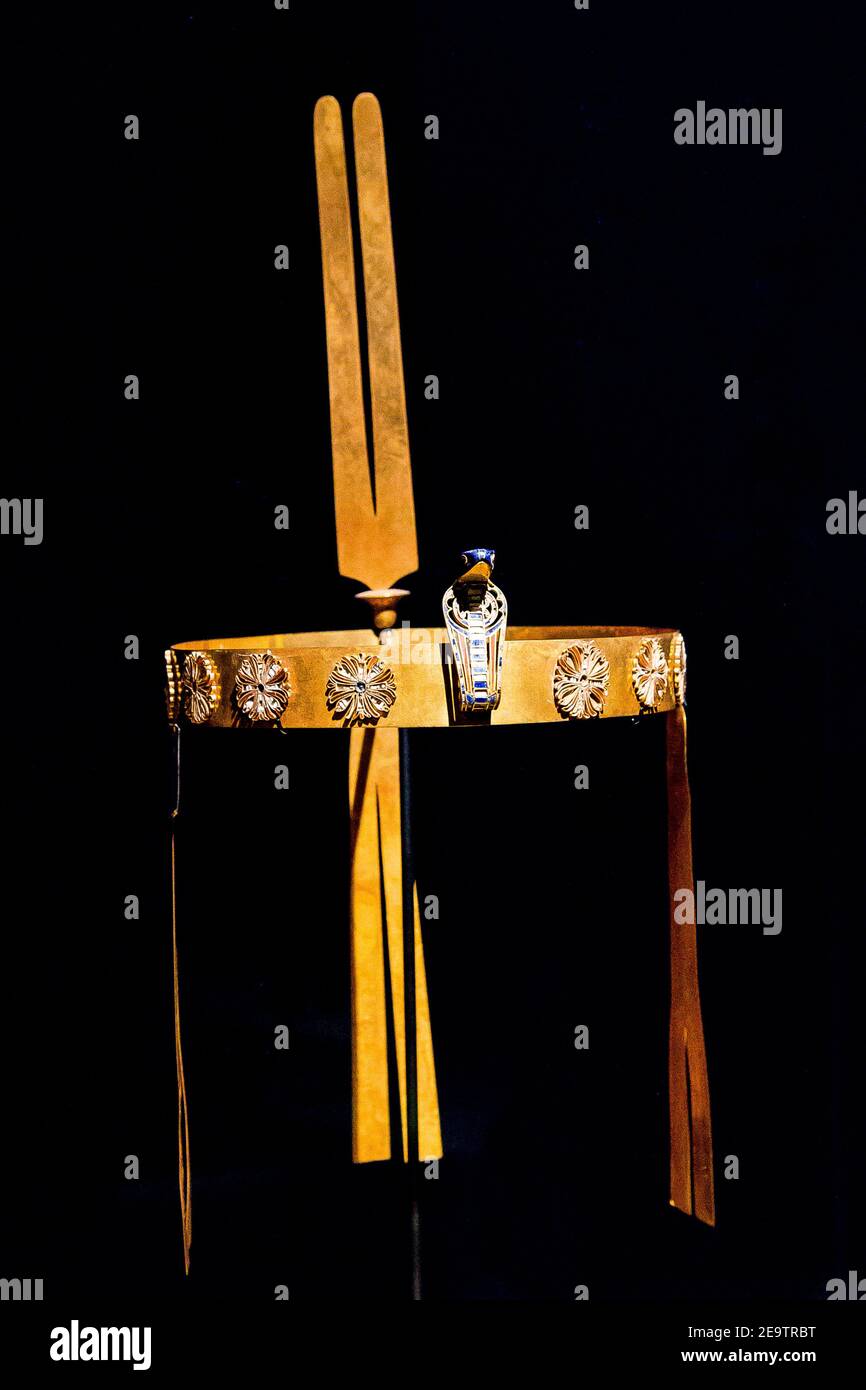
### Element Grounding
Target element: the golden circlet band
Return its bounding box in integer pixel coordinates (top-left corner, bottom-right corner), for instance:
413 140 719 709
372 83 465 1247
165 627 685 729
165 623 713 1232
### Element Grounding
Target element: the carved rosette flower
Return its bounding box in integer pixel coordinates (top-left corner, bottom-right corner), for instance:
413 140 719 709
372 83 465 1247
234 651 291 723
182 652 219 724
632 637 668 710
553 640 610 720
326 652 397 726
670 633 687 707
164 650 181 724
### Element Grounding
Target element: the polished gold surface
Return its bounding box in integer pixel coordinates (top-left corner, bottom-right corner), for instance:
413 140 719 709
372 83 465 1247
170 627 683 728
314 93 418 593
349 728 442 1163
171 831 192 1272
667 704 714 1224
312 91 437 1171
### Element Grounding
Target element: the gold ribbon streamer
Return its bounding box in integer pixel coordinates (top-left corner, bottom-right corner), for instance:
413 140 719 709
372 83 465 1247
666 704 715 1224
349 727 442 1163
171 829 192 1271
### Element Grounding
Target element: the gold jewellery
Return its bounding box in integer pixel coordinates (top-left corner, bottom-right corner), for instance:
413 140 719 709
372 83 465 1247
167 626 686 729
163 92 715 1279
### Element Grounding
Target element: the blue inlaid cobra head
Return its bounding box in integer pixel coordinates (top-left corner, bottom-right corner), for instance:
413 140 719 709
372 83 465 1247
454 548 495 606
460 547 495 570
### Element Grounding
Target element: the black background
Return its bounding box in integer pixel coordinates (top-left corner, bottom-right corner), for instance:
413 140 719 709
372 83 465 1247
2 0 862 1316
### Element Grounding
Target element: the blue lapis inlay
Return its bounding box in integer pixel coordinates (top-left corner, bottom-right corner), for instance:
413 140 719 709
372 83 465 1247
460 547 495 568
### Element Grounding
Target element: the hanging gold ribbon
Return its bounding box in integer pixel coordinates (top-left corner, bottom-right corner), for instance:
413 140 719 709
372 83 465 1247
165 699 192 1274
171 827 192 1271
666 704 715 1225
349 727 442 1163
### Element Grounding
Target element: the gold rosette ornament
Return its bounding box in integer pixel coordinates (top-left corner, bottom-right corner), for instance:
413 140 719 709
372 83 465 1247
326 652 397 726
632 636 668 710
671 632 687 706
234 651 291 722
182 653 219 724
553 639 610 719
164 650 181 724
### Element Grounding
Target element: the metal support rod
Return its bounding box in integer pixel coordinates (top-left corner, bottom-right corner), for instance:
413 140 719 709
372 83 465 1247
399 726 421 1298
